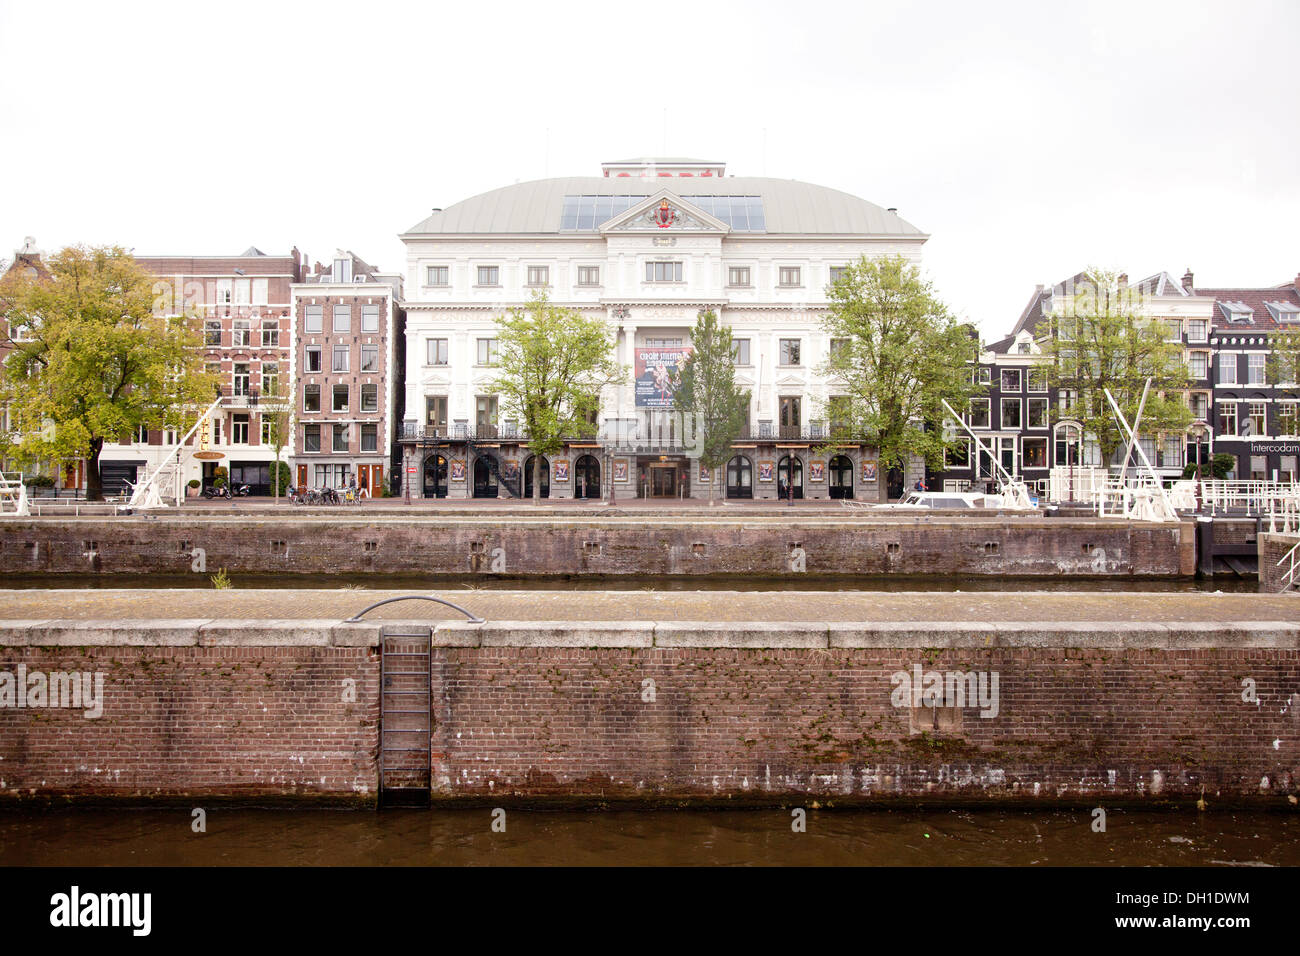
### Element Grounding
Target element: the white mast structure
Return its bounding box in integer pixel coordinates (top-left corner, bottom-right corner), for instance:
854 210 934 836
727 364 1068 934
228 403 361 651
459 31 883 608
940 399 1034 509
126 395 224 509
1102 381 1177 522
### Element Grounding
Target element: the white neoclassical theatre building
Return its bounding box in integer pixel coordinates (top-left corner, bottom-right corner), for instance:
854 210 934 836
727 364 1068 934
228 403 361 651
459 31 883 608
397 157 927 501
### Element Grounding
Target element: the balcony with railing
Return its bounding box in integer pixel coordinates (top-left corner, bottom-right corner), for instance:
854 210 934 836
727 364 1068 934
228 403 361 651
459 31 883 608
219 385 260 408
735 419 861 442
398 417 868 447
400 420 527 442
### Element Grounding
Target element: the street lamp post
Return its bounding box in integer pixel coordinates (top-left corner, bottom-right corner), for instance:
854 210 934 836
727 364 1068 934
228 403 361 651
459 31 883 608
1189 421 1208 513
605 448 616 508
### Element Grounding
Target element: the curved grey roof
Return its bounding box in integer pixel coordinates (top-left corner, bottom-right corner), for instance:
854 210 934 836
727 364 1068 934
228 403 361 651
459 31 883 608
404 176 925 237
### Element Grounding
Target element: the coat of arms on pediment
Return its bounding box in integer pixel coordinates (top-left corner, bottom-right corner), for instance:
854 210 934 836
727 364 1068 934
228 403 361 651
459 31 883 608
602 192 729 233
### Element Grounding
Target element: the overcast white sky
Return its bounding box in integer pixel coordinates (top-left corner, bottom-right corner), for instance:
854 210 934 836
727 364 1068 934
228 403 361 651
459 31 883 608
1 0 1295 338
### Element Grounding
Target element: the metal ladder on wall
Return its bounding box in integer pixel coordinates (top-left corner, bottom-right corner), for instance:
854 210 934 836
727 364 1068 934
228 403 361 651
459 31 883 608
379 626 433 807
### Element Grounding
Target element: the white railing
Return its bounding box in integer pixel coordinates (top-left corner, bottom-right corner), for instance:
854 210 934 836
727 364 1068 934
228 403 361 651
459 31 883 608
28 499 122 516
1266 495 1300 535
0 472 30 516
1054 472 1300 518
1200 480 1300 515
1048 466 1110 504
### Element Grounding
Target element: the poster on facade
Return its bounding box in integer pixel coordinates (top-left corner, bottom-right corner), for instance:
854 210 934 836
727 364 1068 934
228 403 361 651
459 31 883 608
699 463 710 483
634 346 693 407
450 460 466 482
613 459 629 482
809 461 825 482
861 459 877 482
554 459 570 482
501 459 519 482
758 460 774 482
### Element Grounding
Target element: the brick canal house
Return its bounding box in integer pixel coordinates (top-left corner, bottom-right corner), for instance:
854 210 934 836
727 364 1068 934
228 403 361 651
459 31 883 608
0 238 50 478
289 252 405 496
96 247 305 495
395 156 929 501
1193 272 1300 481
928 270 1219 496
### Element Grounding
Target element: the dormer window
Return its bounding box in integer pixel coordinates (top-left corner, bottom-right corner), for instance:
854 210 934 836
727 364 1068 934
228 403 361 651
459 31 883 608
334 257 353 283
1221 302 1254 324
1266 302 1300 324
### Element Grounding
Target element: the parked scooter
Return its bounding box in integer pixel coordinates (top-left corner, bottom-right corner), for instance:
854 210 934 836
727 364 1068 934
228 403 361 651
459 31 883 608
202 484 232 499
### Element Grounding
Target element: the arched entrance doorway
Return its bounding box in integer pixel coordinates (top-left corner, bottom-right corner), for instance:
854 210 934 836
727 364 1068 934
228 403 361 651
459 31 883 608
473 454 499 498
726 455 753 499
523 455 550 499
828 455 853 499
423 454 448 498
777 455 804 500
574 454 601 499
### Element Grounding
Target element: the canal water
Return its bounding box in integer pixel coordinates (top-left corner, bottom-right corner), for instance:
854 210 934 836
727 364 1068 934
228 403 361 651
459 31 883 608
1 808 1295 866
0 573 1263 591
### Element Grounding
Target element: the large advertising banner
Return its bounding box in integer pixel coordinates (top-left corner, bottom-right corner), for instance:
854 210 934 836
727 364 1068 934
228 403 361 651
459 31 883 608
635 346 693 408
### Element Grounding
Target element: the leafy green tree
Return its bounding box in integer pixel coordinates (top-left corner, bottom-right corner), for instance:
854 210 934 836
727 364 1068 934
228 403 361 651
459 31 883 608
0 245 217 500
489 292 623 504
822 255 984 501
1038 268 1191 468
1268 327 1300 426
1182 452 1236 481
673 310 750 504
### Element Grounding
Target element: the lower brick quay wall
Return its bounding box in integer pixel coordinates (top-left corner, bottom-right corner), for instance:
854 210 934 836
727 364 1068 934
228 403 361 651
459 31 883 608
1 620 1296 807
0 515 1195 576
0 632 380 805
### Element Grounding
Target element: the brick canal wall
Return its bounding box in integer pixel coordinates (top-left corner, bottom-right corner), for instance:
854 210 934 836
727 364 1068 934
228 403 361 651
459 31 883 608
0 623 379 804
1 619 1297 807
0 515 1195 576
1259 532 1300 592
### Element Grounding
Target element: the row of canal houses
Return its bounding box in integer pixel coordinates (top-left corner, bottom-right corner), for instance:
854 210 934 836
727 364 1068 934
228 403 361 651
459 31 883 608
929 268 1300 497
5 234 1298 500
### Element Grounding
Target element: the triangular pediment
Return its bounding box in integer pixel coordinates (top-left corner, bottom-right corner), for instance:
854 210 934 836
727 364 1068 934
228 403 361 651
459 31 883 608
774 374 807 387
600 189 730 234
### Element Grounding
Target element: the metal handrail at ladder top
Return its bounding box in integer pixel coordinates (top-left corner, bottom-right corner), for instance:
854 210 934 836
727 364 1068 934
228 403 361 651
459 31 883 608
343 595 485 625
1276 540 1300 592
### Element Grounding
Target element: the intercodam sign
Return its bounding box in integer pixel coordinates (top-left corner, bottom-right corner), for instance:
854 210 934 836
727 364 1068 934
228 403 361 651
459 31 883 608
1250 442 1300 453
